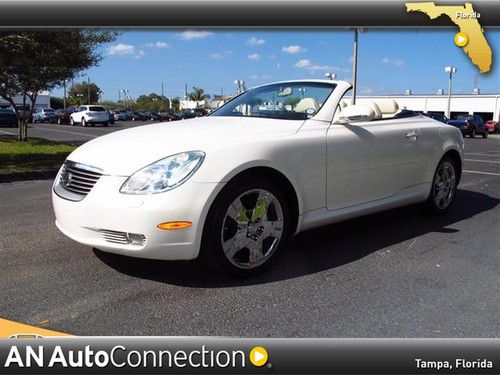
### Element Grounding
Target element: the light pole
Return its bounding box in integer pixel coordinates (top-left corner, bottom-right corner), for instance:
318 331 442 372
351 28 362 105
444 66 457 118
325 72 337 80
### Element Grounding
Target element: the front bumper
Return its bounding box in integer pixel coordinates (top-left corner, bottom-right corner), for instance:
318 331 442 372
53 174 224 260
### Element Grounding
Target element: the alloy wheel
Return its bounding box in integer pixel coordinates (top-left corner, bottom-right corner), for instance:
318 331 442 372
433 161 456 210
221 189 284 269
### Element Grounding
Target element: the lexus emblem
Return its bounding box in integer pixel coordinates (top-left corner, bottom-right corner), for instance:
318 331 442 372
61 169 72 186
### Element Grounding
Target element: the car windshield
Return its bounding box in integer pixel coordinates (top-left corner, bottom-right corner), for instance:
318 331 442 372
210 82 336 120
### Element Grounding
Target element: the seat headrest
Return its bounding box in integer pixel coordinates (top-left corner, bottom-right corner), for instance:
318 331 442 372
339 99 349 109
295 98 319 113
367 102 382 119
373 99 399 115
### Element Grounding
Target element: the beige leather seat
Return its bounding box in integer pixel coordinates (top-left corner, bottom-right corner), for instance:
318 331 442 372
295 97 319 113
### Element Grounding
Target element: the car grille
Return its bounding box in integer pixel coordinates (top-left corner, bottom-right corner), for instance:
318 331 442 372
59 161 102 197
99 229 146 247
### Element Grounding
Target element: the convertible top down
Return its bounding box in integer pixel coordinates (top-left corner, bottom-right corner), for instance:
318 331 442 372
53 80 464 276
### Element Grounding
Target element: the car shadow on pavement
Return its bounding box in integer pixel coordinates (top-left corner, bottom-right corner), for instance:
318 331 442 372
94 189 499 287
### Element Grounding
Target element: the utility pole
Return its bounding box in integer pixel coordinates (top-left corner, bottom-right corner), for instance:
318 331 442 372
351 28 359 105
161 82 164 97
444 66 457 118
184 84 188 100
87 77 91 105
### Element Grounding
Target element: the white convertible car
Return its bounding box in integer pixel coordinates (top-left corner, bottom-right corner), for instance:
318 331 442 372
53 80 464 276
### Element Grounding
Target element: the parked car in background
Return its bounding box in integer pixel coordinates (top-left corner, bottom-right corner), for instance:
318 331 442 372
447 114 488 138
424 112 449 123
485 120 498 134
70 105 110 127
113 109 132 121
179 108 208 119
54 108 76 125
141 111 161 121
106 110 115 125
32 107 58 123
158 111 181 122
0 108 17 127
130 111 148 122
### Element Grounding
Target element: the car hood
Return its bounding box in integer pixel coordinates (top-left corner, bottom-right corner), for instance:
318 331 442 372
67 116 304 176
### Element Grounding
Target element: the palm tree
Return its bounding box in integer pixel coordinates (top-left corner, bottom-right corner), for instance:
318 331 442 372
170 97 181 112
188 87 210 108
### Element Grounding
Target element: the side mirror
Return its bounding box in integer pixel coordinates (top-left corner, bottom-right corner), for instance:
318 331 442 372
336 105 375 124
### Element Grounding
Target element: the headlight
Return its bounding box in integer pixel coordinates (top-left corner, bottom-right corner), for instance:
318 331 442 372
120 151 205 194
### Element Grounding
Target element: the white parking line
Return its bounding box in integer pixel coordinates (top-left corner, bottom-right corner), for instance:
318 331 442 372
463 170 500 177
464 159 500 164
466 153 500 158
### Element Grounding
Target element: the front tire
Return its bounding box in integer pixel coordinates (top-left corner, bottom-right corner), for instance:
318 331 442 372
422 156 458 215
70 117 75 126
81 118 87 127
482 129 488 138
200 177 291 277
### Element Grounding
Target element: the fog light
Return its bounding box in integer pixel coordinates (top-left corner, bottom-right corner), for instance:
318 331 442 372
157 221 192 230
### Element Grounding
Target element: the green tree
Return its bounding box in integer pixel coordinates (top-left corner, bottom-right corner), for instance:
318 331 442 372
187 87 210 108
170 97 181 112
50 97 65 109
68 81 101 105
0 30 115 141
135 93 169 111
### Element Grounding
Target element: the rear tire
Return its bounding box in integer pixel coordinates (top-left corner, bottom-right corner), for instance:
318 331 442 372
422 156 458 215
200 177 291 277
482 130 488 139
470 129 476 138
81 118 87 127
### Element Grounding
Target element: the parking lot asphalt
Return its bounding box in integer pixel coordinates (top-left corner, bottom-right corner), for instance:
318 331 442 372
0 121 157 144
0 136 499 337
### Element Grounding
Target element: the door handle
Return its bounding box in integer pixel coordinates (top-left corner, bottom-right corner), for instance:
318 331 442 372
406 131 418 139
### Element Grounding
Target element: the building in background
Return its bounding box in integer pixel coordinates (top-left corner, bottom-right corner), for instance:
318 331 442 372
0 91 51 109
355 93 499 121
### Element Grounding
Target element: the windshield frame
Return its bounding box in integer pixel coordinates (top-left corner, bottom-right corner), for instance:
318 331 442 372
209 81 337 121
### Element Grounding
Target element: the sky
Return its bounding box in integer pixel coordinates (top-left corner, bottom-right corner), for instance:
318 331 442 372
52 29 500 101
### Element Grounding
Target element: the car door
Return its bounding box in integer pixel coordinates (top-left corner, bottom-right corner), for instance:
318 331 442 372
326 117 422 210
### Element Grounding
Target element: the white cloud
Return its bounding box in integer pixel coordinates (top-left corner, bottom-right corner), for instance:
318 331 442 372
106 43 136 56
134 49 145 59
247 37 266 46
295 59 311 68
276 62 281 69
295 58 350 73
210 53 224 60
179 30 213 40
381 57 404 67
145 41 170 49
282 45 306 54
248 53 261 61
